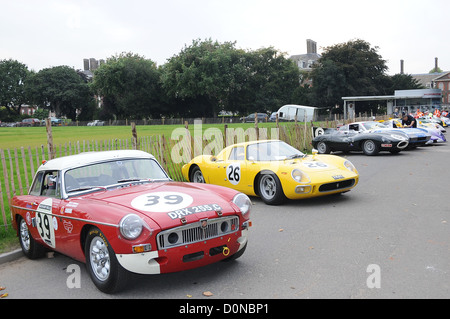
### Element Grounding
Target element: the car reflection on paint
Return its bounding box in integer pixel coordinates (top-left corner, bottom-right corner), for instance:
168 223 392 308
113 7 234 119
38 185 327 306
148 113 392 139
10 150 251 293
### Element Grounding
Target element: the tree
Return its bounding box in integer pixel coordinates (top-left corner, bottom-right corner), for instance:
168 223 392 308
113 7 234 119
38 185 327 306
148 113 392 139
236 47 301 113
160 39 248 117
161 40 301 117
0 59 31 115
386 73 424 93
27 66 92 120
91 53 162 120
310 39 389 111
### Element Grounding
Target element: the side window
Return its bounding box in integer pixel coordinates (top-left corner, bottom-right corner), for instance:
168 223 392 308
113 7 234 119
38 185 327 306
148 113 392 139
29 171 44 196
41 171 60 198
228 146 244 161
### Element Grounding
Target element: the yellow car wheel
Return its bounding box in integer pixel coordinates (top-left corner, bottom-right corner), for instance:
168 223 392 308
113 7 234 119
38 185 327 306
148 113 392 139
189 166 205 183
257 173 286 205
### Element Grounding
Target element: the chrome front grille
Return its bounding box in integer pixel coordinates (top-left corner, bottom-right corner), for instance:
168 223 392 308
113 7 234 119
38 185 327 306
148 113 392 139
157 216 239 250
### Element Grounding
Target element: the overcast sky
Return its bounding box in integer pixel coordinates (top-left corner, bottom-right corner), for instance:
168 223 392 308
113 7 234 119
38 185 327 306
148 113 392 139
1 0 448 75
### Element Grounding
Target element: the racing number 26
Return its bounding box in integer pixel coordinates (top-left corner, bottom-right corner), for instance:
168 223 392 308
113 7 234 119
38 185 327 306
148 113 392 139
227 163 241 185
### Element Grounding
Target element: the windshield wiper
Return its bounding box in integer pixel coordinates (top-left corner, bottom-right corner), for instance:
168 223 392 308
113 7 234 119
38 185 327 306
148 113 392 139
116 178 157 184
287 154 305 159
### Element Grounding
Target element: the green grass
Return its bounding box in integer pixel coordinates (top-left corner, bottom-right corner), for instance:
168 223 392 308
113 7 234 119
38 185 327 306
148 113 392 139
0 122 283 150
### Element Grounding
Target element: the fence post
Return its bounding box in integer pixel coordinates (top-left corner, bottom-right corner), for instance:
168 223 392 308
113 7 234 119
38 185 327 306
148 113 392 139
131 122 138 150
46 118 54 160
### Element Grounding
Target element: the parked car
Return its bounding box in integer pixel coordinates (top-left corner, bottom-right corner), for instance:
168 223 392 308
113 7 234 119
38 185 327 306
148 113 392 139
50 117 62 126
10 150 251 293
344 121 431 147
87 120 105 126
182 140 359 205
240 113 268 123
312 127 409 155
20 118 41 127
269 112 277 122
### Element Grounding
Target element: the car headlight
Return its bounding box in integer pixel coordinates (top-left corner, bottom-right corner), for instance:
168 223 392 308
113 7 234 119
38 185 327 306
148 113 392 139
291 169 310 183
291 169 303 182
344 160 357 173
232 193 251 215
119 214 146 240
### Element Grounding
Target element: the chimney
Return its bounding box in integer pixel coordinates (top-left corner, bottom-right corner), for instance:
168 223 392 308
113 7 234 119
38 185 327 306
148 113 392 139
435 57 438 71
306 39 317 54
400 60 404 74
83 59 89 71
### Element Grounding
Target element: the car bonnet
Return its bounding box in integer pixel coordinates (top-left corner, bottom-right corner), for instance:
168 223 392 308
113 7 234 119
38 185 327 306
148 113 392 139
85 181 238 229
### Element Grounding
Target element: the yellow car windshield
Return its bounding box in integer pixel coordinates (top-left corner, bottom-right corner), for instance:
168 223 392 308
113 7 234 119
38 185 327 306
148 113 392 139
246 141 305 161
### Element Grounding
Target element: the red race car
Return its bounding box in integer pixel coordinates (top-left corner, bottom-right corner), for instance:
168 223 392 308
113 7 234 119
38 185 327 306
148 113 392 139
10 150 251 293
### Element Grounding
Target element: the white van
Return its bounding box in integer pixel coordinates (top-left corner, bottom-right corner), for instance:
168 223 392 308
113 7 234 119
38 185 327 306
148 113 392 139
277 104 317 122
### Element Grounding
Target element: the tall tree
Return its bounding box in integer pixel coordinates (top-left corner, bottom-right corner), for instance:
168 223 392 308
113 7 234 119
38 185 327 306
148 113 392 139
91 53 162 120
236 47 301 113
160 39 247 117
310 39 389 111
26 66 92 120
0 59 31 115
161 40 301 117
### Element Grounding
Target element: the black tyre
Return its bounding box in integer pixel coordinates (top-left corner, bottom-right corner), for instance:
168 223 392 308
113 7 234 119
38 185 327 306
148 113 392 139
85 227 129 294
18 216 46 259
189 166 205 183
316 141 331 154
257 173 286 205
362 140 380 156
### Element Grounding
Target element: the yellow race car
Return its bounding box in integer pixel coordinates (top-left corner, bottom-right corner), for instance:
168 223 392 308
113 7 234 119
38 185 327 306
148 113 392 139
182 140 359 205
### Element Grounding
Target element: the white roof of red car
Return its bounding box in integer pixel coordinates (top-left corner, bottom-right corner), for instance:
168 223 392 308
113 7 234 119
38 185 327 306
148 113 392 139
38 150 155 171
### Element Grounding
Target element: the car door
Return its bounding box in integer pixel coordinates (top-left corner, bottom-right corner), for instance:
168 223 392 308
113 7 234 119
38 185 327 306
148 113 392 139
28 170 64 251
209 146 247 192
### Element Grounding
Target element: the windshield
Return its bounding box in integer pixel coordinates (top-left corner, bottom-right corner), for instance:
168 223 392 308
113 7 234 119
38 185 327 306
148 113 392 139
64 158 169 193
362 121 388 130
246 141 305 161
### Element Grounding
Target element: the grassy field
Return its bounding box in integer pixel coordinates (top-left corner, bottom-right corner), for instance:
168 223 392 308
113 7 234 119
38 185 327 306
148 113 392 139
0 122 282 150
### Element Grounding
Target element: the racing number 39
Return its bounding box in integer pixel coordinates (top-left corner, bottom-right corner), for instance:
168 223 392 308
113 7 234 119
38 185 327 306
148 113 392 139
227 163 241 185
145 195 183 206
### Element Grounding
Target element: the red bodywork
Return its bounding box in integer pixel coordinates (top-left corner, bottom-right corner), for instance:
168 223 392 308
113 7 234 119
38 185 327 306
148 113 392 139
11 181 250 274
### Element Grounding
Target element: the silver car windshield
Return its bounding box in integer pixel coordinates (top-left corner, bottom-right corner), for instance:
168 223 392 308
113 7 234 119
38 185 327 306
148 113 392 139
64 158 169 193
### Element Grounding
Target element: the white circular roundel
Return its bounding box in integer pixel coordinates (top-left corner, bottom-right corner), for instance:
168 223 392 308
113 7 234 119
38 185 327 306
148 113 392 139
131 191 193 213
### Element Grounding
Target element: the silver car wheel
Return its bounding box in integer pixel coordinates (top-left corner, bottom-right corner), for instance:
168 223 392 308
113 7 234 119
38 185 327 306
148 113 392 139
89 236 111 282
259 175 276 200
192 169 205 183
19 218 30 252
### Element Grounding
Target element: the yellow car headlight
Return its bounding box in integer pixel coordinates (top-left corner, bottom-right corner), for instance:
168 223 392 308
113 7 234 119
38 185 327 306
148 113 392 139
291 169 310 183
344 160 357 173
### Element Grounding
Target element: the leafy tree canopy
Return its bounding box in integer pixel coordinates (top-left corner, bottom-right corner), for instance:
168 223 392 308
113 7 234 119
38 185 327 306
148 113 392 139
0 59 31 115
91 52 161 120
310 39 389 110
27 65 92 120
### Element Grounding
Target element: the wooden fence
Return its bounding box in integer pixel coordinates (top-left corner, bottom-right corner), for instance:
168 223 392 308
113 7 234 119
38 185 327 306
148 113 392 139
0 120 333 234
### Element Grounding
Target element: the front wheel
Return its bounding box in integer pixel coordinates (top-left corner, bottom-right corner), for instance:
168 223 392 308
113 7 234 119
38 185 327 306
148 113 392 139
362 140 380 156
85 227 129 294
258 173 286 205
316 141 331 154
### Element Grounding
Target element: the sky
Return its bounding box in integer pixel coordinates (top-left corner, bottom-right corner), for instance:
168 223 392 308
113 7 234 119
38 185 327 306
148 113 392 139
1 0 448 75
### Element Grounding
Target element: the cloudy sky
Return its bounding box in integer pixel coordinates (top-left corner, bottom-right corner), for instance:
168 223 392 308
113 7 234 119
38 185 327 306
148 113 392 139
1 0 448 75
